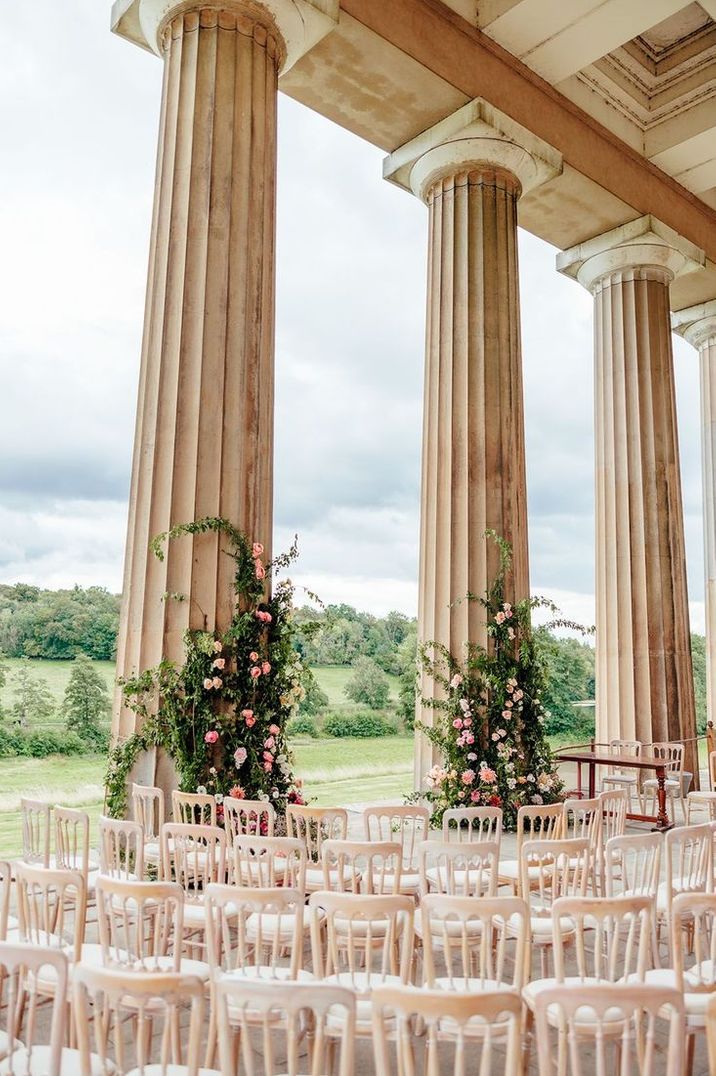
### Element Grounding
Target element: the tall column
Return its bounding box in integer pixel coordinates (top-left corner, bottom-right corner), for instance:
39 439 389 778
673 300 716 732
558 217 704 783
385 101 561 786
111 0 337 785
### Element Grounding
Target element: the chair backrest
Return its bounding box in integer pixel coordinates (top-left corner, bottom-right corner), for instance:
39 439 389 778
15 862 86 963
223 797 275 842
650 741 684 774
321 839 402 894
561 797 602 850
421 894 529 992
309 891 414 991
372 984 522 1076
54 806 90 877
98 814 145 881
533 983 685 1076
233 835 306 890
73 964 205 1076
441 806 502 845
363 805 430 870
604 832 662 899
0 861 11 941
215 977 356 1076
131 783 164 841
161 823 226 905
418 839 498 898
515 803 563 850
552 894 652 983
286 806 348 864
607 739 640 776
205 883 306 980
0 942 69 1076
171 790 216 827
20 797 52 867
598 787 627 844
96 876 184 971
664 822 711 912
671 891 716 998
520 837 590 910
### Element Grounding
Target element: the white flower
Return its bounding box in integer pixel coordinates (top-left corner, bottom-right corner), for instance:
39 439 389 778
526 774 535 783
531 794 543 805
197 786 207 795
459 699 471 713
215 794 224 804
537 772 553 791
467 752 477 761
507 778 517 790
491 733 500 742
258 792 270 802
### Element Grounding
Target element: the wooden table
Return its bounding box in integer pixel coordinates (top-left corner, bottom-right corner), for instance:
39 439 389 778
553 748 674 831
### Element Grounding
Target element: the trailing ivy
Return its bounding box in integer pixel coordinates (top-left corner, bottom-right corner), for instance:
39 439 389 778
105 518 309 818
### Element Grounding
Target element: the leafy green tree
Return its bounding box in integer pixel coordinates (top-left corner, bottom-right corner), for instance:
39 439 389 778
62 653 110 746
396 627 418 727
0 650 7 693
691 633 707 732
344 657 391 710
533 627 594 736
9 660 55 729
298 665 329 716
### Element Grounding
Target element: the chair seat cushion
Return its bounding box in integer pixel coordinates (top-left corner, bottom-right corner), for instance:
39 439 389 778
305 865 357 891
0 1047 111 1076
424 866 492 895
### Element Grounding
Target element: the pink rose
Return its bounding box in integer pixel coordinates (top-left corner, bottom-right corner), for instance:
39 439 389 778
263 612 272 623
212 676 222 689
464 732 474 745
252 543 264 558
204 730 219 744
213 641 223 653
502 710 512 720
261 661 271 675
263 761 272 772
233 747 247 767
450 674 463 689
255 561 265 581
241 709 253 720
269 724 280 735
263 750 274 762
250 667 261 679
264 736 275 749
462 717 472 726
461 770 475 785
452 719 463 729
203 678 214 690
249 652 259 662
212 657 225 670
245 716 256 728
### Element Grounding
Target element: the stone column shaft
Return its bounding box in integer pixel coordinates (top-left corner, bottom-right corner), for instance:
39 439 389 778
673 302 716 732
560 217 704 784
114 8 281 774
384 100 562 788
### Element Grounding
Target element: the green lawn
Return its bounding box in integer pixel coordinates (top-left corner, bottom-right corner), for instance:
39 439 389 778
310 664 400 707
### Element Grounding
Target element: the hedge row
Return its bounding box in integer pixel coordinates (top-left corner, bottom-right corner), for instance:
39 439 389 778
0 727 109 758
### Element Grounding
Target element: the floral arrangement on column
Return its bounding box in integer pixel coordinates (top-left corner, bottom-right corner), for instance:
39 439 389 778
105 517 308 819
414 533 580 831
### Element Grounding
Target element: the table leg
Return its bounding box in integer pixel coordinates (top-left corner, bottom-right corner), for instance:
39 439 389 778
654 765 673 832
588 761 596 800
577 762 582 798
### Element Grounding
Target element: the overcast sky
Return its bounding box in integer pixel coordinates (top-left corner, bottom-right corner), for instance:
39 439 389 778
0 1 706 631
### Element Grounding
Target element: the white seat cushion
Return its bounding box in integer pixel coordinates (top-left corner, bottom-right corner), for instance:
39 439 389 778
0 1047 111 1076
0 1032 22 1062
305 865 362 891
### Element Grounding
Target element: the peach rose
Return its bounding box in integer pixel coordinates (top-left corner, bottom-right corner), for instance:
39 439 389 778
204 730 219 744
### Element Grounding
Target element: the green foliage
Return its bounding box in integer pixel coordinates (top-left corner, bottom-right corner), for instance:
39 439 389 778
298 666 329 716
323 710 397 738
286 715 319 738
415 532 580 830
294 605 414 676
692 633 707 732
7 660 55 729
344 657 391 710
533 627 595 736
106 518 306 818
0 651 7 695
0 584 119 661
0 726 95 759
62 653 110 747
396 628 418 729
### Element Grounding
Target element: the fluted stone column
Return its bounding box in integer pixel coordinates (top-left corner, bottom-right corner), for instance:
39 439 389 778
559 217 704 783
385 100 561 786
111 0 337 786
673 300 716 731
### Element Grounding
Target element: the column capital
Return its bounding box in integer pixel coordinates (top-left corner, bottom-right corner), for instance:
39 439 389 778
383 98 562 204
672 300 716 350
557 215 705 294
110 0 337 72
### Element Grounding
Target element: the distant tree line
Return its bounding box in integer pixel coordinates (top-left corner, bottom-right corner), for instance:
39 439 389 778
0 584 119 660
